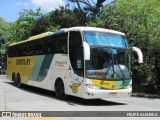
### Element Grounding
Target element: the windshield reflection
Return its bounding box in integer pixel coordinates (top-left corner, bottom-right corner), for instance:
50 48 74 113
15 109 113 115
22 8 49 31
86 46 131 80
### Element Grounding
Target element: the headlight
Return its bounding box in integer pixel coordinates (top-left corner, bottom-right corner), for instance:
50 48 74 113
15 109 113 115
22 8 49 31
86 84 101 90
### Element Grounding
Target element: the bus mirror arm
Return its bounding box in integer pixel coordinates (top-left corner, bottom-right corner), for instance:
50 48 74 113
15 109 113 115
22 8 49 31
83 42 90 60
131 46 143 63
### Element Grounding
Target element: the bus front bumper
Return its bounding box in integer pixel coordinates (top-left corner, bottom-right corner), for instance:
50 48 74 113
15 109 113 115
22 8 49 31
83 87 132 99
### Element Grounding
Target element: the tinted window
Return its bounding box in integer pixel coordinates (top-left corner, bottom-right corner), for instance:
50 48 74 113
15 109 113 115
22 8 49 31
8 33 68 57
69 31 84 76
55 33 68 54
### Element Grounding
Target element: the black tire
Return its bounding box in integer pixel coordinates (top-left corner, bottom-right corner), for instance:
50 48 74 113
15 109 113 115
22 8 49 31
55 80 67 99
12 73 16 85
16 74 22 88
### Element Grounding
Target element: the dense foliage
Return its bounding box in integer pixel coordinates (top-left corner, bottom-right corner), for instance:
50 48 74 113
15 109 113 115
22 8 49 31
0 0 159 94
0 17 11 72
103 0 160 93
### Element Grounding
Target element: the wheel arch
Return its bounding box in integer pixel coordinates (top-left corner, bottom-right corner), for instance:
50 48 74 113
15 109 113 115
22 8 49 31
54 77 66 91
17 73 21 81
12 72 16 81
17 72 20 77
54 77 68 96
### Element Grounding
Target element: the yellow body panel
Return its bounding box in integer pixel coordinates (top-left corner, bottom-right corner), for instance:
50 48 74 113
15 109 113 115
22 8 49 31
91 79 124 90
7 56 37 83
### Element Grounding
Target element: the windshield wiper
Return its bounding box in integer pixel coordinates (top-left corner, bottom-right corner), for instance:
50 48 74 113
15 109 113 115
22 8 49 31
117 63 125 80
114 55 126 80
102 60 112 80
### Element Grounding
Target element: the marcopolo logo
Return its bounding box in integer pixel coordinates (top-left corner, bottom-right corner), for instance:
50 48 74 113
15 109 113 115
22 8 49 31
16 59 30 65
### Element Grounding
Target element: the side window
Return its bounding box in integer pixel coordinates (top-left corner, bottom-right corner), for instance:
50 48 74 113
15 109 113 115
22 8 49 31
55 33 68 54
28 39 43 56
16 43 27 56
8 46 15 57
35 39 43 55
28 42 35 56
43 36 55 54
21 43 27 56
69 31 84 77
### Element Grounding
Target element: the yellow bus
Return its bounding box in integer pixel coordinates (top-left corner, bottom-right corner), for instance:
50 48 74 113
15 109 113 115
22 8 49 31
7 27 143 99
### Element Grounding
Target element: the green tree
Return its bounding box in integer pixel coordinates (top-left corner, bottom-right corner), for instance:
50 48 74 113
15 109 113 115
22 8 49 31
0 17 11 72
69 0 106 19
9 8 43 42
49 6 86 28
0 8 43 71
30 6 87 35
87 0 160 93
103 0 160 93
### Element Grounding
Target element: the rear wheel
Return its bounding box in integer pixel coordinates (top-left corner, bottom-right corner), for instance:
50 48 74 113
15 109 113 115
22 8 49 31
16 74 21 87
55 80 67 99
12 73 16 85
13 74 22 87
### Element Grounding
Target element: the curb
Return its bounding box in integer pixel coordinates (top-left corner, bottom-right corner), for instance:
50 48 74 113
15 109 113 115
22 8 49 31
131 93 160 99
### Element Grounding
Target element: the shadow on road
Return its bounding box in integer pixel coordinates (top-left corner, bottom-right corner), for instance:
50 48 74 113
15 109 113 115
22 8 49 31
4 81 127 106
65 97 126 106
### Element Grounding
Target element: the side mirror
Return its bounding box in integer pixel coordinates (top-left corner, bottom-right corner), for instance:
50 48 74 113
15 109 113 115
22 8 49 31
132 46 143 63
83 42 90 60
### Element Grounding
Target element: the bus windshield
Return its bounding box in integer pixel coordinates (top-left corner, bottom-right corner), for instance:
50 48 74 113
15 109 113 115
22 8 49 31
86 47 131 80
84 31 131 80
84 31 127 48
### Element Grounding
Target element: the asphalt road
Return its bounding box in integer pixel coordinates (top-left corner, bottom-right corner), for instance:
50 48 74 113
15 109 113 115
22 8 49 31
0 75 160 120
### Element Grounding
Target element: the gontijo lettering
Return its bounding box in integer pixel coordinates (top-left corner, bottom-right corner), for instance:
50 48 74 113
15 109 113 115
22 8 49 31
16 59 30 65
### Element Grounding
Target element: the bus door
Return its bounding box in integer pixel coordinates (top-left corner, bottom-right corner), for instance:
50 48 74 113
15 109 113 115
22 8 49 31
68 31 84 96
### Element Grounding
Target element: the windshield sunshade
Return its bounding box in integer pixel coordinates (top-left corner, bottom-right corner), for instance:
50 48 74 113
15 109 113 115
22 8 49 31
84 31 127 48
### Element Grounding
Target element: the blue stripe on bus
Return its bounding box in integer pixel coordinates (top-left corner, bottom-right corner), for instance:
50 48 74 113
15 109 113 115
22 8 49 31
46 30 65 37
29 55 45 81
36 54 54 81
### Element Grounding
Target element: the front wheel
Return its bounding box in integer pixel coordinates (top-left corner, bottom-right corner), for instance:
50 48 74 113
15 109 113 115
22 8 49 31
55 80 67 99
